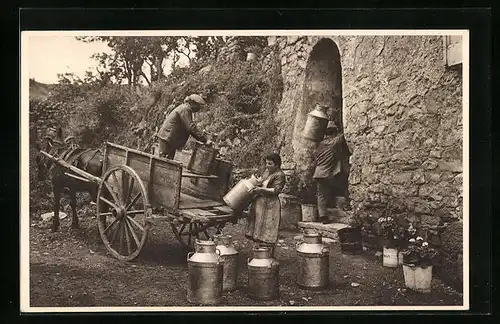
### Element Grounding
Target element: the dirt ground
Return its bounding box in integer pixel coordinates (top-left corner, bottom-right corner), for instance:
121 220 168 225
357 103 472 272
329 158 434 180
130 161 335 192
28 211 463 308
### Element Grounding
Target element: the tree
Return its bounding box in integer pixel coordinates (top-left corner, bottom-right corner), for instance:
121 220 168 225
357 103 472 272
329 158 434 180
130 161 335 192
76 36 228 86
191 36 226 63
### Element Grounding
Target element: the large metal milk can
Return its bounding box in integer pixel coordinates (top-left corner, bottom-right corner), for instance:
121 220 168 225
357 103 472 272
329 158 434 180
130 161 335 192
296 232 330 289
213 234 239 292
247 246 280 300
223 178 256 212
186 240 224 305
302 104 329 142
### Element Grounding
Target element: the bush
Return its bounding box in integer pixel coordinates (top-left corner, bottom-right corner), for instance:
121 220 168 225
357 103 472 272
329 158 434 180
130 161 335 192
135 52 283 168
65 85 141 148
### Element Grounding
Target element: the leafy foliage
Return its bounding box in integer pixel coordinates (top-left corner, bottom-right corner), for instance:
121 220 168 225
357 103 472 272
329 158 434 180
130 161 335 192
402 236 439 268
130 52 283 168
77 36 229 87
374 216 411 248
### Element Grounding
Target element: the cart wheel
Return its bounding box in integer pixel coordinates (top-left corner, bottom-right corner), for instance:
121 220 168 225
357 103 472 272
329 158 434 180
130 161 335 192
170 222 219 250
97 165 151 261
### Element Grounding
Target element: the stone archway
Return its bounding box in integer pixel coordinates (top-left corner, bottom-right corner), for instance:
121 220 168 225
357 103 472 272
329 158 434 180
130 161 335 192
293 38 345 189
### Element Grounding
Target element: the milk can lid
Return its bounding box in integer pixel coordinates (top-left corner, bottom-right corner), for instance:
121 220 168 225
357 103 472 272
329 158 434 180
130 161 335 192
195 239 216 246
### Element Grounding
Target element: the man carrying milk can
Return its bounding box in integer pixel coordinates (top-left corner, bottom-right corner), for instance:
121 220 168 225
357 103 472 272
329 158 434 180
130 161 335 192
157 94 212 159
313 121 352 224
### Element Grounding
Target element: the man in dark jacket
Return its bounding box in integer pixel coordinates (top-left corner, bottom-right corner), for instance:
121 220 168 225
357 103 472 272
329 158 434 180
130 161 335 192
157 94 211 159
313 121 352 224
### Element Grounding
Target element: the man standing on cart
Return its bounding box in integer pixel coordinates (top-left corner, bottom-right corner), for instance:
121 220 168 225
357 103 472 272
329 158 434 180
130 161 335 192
157 94 212 159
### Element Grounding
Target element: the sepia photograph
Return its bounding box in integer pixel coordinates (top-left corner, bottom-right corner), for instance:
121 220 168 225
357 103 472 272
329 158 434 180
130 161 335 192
21 29 469 312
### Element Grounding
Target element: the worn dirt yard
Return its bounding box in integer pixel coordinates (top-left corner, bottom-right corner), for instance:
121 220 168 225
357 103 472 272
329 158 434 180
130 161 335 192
28 209 463 309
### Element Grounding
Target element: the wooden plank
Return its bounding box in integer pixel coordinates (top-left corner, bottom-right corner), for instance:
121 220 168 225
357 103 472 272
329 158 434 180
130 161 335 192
64 172 92 183
213 205 234 214
205 215 235 221
178 193 224 210
179 210 210 223
40 151 101 183
187 208 218 216
182 172 218 179
204 209 225 215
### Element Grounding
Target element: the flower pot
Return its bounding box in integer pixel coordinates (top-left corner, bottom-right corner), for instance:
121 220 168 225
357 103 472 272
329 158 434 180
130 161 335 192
301 204 318 222
382 246 404 268
338 227 362 255
402 264 433 293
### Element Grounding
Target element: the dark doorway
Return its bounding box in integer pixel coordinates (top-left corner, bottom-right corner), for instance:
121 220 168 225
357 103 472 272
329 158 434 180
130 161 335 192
294 38 347 200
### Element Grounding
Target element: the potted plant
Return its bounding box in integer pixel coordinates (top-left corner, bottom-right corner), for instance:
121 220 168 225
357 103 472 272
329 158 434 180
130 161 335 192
401 236 439 293
296 181 318 222
376 216 411 268
338 211 363 255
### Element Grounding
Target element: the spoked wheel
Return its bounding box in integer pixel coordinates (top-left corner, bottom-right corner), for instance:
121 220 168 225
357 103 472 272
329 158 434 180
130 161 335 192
97 165 152 261
170 222 223 250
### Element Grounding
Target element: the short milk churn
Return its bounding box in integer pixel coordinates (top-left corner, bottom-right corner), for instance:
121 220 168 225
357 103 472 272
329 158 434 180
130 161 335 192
213 234 239 291
247 246 280 300
296 232 330 289
302 104 329 142
187 240 224 305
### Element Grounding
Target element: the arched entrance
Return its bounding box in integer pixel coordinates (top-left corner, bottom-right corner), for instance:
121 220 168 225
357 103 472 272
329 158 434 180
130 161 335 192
293 38 346 197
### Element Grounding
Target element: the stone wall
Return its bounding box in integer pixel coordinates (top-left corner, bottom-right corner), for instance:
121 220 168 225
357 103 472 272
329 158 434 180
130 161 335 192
273 35 462 222
271 35 463 289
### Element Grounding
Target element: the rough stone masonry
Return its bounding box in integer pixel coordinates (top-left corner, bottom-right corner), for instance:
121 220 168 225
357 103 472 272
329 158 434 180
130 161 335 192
263 35 464 290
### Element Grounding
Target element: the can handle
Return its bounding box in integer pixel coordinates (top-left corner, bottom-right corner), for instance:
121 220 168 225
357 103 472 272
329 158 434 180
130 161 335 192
216 248 222 263
296 241 303 250
247 257 251 264
187 251 194 262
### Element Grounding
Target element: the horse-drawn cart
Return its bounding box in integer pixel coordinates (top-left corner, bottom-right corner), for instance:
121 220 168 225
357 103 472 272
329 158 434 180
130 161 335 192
40 142 244 261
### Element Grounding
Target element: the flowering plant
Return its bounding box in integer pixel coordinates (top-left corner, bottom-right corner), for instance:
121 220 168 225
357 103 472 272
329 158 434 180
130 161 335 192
375 216 410 248
401 236 439 268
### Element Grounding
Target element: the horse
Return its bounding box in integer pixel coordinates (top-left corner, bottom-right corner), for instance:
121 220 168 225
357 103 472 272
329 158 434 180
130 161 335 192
35 127 106 232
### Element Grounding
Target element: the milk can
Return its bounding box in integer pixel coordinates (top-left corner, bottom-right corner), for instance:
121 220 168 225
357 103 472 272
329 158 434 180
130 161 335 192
223 178 257 211
186 240 224 305
247 246 280 300
187 141 219 175
213 234 239 291
296 232 330 289
302 104 329 142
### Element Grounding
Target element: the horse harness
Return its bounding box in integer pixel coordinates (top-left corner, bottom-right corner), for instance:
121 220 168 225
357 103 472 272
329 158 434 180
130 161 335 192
48 143 102 175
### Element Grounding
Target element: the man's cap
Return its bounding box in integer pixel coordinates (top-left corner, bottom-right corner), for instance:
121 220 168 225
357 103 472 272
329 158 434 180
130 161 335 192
185 94 206 106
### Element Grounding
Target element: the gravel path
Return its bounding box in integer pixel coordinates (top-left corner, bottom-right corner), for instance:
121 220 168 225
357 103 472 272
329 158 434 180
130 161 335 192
28 213 463 308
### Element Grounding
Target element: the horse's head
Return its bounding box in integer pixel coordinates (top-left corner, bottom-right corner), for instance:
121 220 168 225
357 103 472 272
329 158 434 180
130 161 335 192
35 127 73 180
35 136 61 180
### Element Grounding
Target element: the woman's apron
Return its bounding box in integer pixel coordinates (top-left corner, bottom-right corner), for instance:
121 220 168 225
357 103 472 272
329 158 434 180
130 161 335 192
244 177 281 244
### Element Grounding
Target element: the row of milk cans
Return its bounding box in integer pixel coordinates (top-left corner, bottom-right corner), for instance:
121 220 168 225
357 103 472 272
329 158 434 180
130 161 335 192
187 232 330 305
